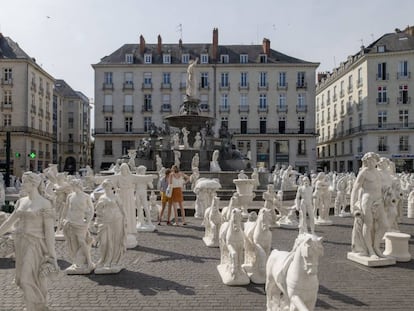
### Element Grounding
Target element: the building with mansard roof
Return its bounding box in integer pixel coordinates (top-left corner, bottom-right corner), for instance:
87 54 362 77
92 28 319 173
316 26 414 173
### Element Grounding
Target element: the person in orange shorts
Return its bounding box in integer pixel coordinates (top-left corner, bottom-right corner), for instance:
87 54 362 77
158 168 175 225
169 165 190 225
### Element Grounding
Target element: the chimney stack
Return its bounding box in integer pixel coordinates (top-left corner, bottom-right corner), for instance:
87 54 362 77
262 38 270 56
139 35 146 55
212 28 218 61
179 38 182 49
157 35 162 54
404 25 414 36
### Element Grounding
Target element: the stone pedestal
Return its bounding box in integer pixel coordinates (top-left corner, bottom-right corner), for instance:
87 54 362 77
126 234 138 249
347 252 396 267
383 232 411 262
233 179 255 218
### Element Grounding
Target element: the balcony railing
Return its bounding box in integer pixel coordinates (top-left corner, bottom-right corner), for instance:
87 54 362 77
347 85 353 93
376 97 389 104
0 126 54 139
257 83 269 91
238 105 249 113
296 105 307 113
399 145 410 152
296 82 307 89
340 90 345 98
219 105 230 113
141 106 153 113
199 83 210 90
219 83 230 91
357 79 363 87
397 97 411 105
102 83 114 90
123 105 134 113
397 72 411 79
277 105 288 113
161 83 172 90
102 105 114 113
257 106 268 113
123 82 134 90
1 102 12 111
1 78 13 86
160 104 172 112
378 145 388 152
142 83 153 90
179 82 186 90
238 83 249 91
376 73 389 81
276 82 288 90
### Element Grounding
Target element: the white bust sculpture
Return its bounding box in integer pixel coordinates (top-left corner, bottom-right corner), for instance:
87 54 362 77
210 150 221 172
94 179 126 274
202 196 222 247
62 178 95 274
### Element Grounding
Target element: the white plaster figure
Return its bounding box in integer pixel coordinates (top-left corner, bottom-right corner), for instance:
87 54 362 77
191 153 200 170
193 178 221 219
218 208 250 285
233 178 256 218
94 179 126 274
237 170 248 179
193 132 202 150
182 127 190 149
202 196 222 247
189 167 200 191
348 152 395 266
262 184 279 227
62 179 95 274
0 172 59 311
313 172 333 225
334 176 350 217
266 233 324 311
173 150 181 169
127 149 137 171
135 165 157 232
251 167 260 190
172 132 180 149
408 189 414 218
54 172 73 237
295 176 315 235
155 154 163 173
281 165 297 191
186 57 199 98
222 192 240 223
210 150 222 172
149 190 161 221
242 208 272 284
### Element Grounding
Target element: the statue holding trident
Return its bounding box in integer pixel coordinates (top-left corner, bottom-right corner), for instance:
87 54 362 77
186 57 199 99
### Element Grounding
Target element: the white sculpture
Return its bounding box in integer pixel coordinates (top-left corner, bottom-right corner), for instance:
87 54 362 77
189 167 200 191
218 208 250 285
210 150 222 172
242 208 272 284
202 196 222 247
334 176 350 217
266 233 324 311
233 178 256 218
62 178 95 274
193 132 202 149
408 189 414 218
295 176 315 235
251 168 260 190
172 132 180 149
135 165 157 232
54 172 73 238
262 184 279 227
149 190 161 221
186 57 199 98
313 172 333 225
127 149 137 171
348 152 395 266
0 172 59 311
191 153 200 170
221 192 240 223
281 165 297 191
182 127 190 149
173 150 181 169
237 170 248 179
94 179 126 274
155 154 163 173
193 178 221 219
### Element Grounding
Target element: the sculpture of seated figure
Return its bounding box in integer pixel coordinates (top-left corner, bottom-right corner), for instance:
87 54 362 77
94 179 126 274
202 196 222 247
242 208 272 284
210 150 222 172
217 208 250 285
62 179 95 274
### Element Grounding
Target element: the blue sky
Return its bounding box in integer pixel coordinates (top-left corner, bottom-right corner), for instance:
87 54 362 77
1 0 413 101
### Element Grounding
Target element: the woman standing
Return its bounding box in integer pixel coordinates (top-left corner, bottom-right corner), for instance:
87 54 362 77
169 165 190 225
158 168 175 225
0 171 59 311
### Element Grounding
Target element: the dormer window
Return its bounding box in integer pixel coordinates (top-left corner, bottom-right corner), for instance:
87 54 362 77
259 54 267 63
144 53 152 64
377 45 385 53
240 54 248 64
200 53 209 64
125 54 133 64
220 54 229 64
182 54 190 64
163 54 171 64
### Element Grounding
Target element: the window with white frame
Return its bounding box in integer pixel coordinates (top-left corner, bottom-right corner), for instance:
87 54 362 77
377 86 387 103
143 94 152 111
104 72 113 84
68 112 74 129
259 54 267 63
279 93 286 109
125 117 133 132
144 53 152 64
162 72 171 85
297 72 306 87
104 140 112 155
240 116 248 134
279 72 287 87
220 54 229 63
297 93 305 108
221 116 228 129
3 90 12 105
378 136 387 151
125 54 133 64
124 72 133 85
143 72 152 85
240 94 248 111
259 94 267 110
200 53 209 64
298 116 305 134
348 75 353 90
220 94 229 111
240 72 248 87
143 117 152 132
357 68 362 85
298 140 306 155
399 109 409 128
398 60 409 78
377 62 387 80
181 54 189 64
161 94 171 111
378 111 387 128
399 85 409 104
200 72 209 88
240 54 248 63
399 135 409 151
3 68 12 82
220 72 229 87
163 54 171 64
259 72 267 87
104 94 113 107
104 117 112 132
3 114 11 126
121 140 134 155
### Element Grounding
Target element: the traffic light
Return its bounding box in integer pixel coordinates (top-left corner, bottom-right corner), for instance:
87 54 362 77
28 152 36 159
15 152 20 158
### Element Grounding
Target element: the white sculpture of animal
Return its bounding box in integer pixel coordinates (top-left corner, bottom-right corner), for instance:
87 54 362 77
266 233 324 311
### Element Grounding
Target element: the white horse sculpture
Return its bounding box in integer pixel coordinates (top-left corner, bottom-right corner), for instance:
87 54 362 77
266 233 324 311
243 208 272 284
217 208 249 285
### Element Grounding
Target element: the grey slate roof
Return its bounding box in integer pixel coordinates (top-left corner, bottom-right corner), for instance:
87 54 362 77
97 42 314 65
0 35 32 60
54 79 80 98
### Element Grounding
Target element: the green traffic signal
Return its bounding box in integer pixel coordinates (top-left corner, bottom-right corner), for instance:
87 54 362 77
15 152 21 158
28 152 36 159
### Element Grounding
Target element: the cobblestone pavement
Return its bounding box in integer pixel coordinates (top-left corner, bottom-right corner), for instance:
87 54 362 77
0 202 413 311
